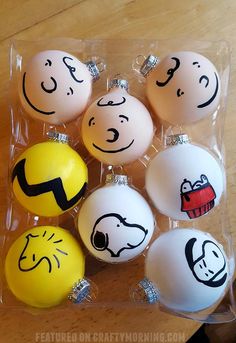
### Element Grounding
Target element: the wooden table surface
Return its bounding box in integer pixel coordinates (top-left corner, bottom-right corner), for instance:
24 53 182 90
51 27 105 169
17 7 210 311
0 1 236 342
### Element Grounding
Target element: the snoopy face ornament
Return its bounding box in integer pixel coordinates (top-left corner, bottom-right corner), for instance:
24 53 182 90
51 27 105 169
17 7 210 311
19 50 101 125
139 228 229 312
145 134 224 220
78 174 155 263
81 78 154 165
140 51 221 124
5 226 91 308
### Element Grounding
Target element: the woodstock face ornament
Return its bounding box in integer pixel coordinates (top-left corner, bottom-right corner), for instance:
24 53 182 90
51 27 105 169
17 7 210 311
5 226 90 308
19 50 101 125
81 78 154 165
78 174 155 263
145 134 224 220
140 51 221 124
140 228 229 313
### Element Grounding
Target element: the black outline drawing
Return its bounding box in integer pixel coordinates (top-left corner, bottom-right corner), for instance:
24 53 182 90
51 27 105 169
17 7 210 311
180 174 216 219
62 56 84 83
22 73 55 115
90 213 148 257
97 97 126 107
12 158 87 211
197 72 219 108
18 231 68 273
156 57 180 87
185 238 227 288
41 77 57 93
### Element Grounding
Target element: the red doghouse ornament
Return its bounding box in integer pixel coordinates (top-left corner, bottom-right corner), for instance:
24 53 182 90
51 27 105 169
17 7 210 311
145 134 225 221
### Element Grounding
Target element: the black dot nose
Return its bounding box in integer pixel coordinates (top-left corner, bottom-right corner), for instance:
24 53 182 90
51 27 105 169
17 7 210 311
106 128 119 143
92 231 107 250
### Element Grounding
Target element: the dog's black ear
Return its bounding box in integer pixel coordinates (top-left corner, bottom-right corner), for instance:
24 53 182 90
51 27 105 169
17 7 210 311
185 237 197 269
91 231 108 251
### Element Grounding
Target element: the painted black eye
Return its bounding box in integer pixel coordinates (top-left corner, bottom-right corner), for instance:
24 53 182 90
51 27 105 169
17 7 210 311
117 224 120 227
67 87 74 96
193 61 200 68
45 59 52 66
88 117 95 126
119 115 129 123
32 254 36 261
177 88 184 97
177 88 184 98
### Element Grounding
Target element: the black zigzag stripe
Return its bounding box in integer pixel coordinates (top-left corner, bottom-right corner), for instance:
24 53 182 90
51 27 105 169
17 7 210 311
12 158 87 211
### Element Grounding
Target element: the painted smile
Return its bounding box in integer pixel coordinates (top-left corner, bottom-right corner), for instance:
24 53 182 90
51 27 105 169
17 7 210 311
22 72 55 115
93 139 134 153
197 72 219 109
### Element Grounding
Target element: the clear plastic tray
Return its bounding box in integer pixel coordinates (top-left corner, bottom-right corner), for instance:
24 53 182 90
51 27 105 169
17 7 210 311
1 38 235 323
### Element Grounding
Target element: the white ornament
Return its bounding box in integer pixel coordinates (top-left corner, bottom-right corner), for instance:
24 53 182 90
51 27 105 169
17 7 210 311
145 134 224 220
140 51 221 124
145 228 229 312
78 174 155 263
81 78 154 165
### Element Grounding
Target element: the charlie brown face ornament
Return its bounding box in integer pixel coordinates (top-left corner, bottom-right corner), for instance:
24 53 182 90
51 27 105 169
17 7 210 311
19 50 100 125
81 79 154 165
11 133 88 217
140 51 221 124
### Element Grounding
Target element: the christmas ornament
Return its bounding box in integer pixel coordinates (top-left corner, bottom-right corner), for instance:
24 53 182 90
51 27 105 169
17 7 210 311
139 51 221 124
135 228 229 312
19 50 102 125
78 174 155 263
145 134 224 220
5 226 90 308
12 132 88 217
81 77 154 165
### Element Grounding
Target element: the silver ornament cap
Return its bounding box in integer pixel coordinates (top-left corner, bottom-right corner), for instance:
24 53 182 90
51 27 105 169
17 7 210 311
47 131 69 144
105 174 129 185
131 278 160 304
85 61 100 82
68 278 90 303
165 133 190 146
108 78 129 91
140 55 159 77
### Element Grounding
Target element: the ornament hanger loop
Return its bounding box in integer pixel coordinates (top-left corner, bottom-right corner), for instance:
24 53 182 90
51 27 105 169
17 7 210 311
47 130 69 144
85 56 106 81
132 54 146 74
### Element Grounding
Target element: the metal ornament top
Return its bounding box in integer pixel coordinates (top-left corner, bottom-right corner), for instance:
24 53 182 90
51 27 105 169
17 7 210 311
68 278 90 303
140 55 159 77
85 60 100 82
108 78 129 92
105 174 129 185
132 278 160 304
47 131 69 144
165 133 190 146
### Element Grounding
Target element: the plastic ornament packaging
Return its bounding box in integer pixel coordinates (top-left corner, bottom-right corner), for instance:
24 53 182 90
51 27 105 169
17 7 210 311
145 134 224 220
12 131 88 217
133 228 229 313
5 226 91 308
19 49 103 125
81 77 154 165
139 51 221 124
78 174 155 263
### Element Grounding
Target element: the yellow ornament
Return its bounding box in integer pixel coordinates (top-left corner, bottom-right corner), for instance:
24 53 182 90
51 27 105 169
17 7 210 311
12 132 88 217
5 226 86 308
